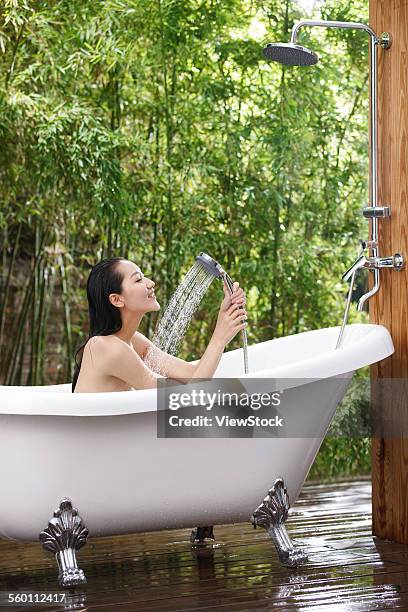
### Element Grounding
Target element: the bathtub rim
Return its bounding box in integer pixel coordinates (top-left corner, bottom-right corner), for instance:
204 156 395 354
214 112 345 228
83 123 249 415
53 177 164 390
0 323 394 417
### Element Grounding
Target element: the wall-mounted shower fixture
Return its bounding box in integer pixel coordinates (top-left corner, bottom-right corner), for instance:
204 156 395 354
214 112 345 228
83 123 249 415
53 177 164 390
263 20 404 312
342 240 404 283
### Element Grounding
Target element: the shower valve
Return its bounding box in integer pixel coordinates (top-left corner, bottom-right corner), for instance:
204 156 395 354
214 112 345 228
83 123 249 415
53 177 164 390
343 252 404 282
365 254 404 271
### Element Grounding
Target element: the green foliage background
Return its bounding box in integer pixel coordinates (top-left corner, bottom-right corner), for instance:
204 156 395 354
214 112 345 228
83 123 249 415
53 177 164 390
0 0 373 479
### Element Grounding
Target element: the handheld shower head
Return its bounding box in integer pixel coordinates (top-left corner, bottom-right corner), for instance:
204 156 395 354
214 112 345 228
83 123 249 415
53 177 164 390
195 252 225 279
263 42 318 66
196 252 235 292
195 252 249 374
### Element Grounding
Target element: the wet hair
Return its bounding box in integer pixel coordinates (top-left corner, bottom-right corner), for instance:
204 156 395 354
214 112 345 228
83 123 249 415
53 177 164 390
72 257 125 392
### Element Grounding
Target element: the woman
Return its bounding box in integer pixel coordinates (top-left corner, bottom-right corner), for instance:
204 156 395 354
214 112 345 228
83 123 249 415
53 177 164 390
72 257 247 392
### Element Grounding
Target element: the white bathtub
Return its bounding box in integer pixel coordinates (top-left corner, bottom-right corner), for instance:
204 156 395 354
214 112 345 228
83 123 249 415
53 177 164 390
0 324 393 542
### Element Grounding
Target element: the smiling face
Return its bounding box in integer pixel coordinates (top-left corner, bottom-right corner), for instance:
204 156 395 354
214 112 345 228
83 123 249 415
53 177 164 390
108 259 160 314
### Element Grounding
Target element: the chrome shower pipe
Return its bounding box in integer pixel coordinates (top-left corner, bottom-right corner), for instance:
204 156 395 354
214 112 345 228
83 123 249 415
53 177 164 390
290 20 389 311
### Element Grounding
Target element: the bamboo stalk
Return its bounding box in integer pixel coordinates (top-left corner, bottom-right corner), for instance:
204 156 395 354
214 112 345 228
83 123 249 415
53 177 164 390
4 22 26 89
0 225 7 298
158 0 176 302
5 231 47 384
39 263 55 384
0 223 22 350
14 328 26 386
29 221 41 385
6 278 34 385
59 252 73 381
34 261 48 385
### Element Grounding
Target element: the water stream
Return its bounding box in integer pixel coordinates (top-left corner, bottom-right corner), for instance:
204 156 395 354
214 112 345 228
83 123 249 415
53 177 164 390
144 261 216 375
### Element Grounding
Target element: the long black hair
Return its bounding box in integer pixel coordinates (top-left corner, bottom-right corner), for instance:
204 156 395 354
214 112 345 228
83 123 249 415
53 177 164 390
72 257 125 392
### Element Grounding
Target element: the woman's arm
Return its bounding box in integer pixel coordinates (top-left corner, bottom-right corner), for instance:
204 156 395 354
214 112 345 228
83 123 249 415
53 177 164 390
191 281 246 378
133 281 246 381
132 333 197 380
133 330 224 382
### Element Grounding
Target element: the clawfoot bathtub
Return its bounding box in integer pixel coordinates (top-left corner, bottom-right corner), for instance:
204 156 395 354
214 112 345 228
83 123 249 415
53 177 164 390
0 324 393 586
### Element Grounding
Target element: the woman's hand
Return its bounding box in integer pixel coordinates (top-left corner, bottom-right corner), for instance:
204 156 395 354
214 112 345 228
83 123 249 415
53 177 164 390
213 280 247 347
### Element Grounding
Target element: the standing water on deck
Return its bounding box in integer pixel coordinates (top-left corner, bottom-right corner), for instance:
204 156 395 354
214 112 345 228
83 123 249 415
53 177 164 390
144 261 216 375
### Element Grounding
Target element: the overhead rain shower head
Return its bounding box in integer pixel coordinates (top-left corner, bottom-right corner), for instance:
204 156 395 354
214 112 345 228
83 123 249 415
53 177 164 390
263 42 318 66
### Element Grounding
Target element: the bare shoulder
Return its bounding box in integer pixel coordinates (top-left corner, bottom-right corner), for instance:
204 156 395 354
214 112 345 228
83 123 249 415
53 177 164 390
81 334 158 389
87 335 117 348
86 335 125 360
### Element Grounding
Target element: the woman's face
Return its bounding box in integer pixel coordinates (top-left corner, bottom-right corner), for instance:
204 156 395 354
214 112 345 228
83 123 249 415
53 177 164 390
109 260 160 314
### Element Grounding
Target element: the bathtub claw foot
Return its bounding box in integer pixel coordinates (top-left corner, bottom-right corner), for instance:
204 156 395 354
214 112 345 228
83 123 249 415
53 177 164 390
190 525 214 546
251 478 308 568
39 498 89 588
58 567 86 589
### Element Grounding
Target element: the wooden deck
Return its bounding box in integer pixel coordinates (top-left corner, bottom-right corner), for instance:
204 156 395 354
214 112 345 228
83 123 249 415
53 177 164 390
1 479 408 611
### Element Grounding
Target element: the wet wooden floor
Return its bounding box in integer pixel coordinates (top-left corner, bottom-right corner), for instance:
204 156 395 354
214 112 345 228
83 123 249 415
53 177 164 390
1 478 408 611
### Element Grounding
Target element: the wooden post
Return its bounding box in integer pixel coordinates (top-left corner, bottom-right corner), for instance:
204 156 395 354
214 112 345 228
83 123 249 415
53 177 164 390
370 0 408 543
